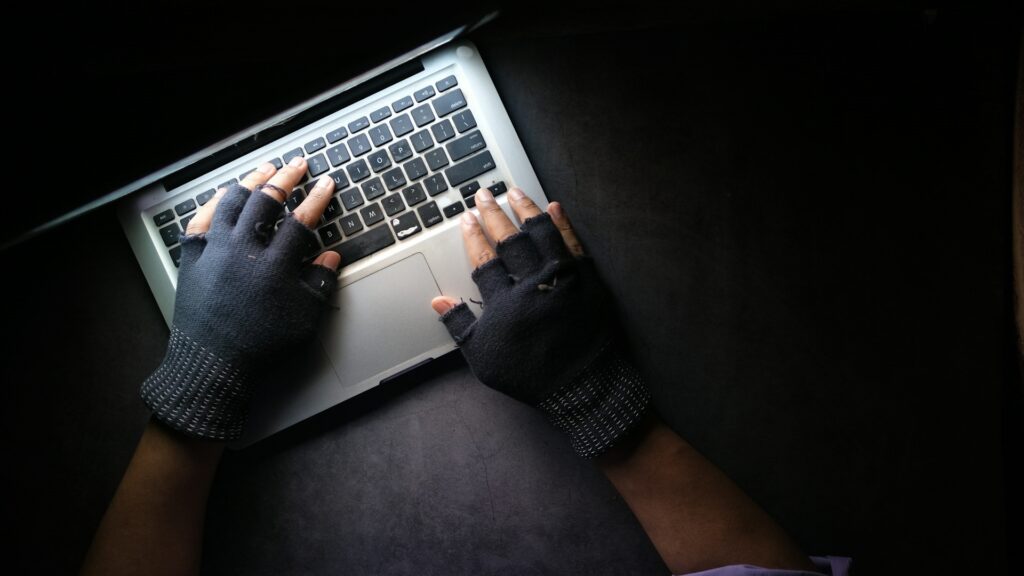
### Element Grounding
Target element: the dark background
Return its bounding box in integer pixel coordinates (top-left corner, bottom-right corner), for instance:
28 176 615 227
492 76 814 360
5 1 1021 574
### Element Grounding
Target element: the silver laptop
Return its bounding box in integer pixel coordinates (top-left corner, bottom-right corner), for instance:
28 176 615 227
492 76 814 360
115 26 548 446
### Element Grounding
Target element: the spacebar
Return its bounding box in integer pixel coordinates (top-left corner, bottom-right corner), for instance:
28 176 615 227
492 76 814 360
444 151 495 187
332 226 396 266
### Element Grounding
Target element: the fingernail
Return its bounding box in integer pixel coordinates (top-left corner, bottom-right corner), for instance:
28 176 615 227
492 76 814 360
508 187 524 201
316 175 333 189
435 299 456 314
257 162 276 174
549 202 563 219
288 156 305 168
476 188 494 203
215 187 228 197
460 212 476 225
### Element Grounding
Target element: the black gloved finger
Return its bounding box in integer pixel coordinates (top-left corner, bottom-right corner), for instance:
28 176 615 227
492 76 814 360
495 231 543 277
301 263 338 301
470 258 513 301
178 233 207 269
439 301 478 344
270 215 321 262
234 188 285 243
521 213 573 262
210 183 252 231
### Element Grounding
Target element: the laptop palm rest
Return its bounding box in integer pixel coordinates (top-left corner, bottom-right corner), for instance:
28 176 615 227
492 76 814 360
237 253 450 447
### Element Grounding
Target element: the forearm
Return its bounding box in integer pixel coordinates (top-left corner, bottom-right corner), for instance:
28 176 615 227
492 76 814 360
597 416 815 575
81 420 224 576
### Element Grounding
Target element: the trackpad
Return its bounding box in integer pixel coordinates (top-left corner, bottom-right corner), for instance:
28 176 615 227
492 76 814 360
319 253 451 388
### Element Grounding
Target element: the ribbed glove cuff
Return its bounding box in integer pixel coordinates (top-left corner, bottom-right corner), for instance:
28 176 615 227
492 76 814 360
140 325 252 441
537 346 651 458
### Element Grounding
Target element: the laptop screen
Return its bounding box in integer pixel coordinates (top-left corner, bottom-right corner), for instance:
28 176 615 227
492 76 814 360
9 5 493 248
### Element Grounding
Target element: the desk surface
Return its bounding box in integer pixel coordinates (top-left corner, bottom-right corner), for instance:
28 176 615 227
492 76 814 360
6 5 1019 574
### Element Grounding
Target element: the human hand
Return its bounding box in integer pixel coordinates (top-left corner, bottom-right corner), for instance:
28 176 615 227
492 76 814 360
431 187 650 458
141 158 341 441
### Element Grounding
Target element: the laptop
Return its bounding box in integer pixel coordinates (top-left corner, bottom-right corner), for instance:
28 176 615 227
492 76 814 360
113 20 549 446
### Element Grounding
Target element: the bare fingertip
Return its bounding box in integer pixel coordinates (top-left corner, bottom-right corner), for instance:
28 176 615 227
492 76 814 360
430 296 459 316
215 187 228 197
257 162 276 175
315 250 341 271
460 212 477 226
548 202 564 219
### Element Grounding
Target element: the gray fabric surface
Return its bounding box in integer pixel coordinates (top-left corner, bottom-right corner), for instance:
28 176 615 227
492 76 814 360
5 5 1018 575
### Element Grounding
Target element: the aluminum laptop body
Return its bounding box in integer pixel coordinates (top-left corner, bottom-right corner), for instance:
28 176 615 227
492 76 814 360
117 36 547 446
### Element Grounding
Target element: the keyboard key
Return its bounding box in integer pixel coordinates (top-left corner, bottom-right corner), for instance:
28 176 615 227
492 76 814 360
389 113 414 137
370 106 391 123
219 178 239 189
435 75 458 92
318 222 342 246
361 177 386 200
418 201 443 227
410 129 433 152
446 152 494 186
324 197 342 221
431 119 456 143
383 167 406 190
401 183 426 207
326 127 348 143
389 139 413 162
424 148 449 171
348 116 370 133
196 189 217 206
403 157 428 181
460 181 481 199
269 157 284 170
339 188 365 211
451 110 477 133
174 198 196 216
327 169 349 189
423 174 448 196
392 95 414 112
432 88 467 117
153 209 174 226
382 193 405 216
367 149 392 173
169 245 182 267
339 213 363 236
335 225 395 265
488 181 508 197
360 202 385 226
391 211 422 240
411 104 434 127
159 222 181 247
446 130 486 161
307 153 330 177
368 125 393 147
326 144 350 166
180 214 195 232
346 159 370 182
282 148 304 164
304 137 326 154
286 189 306 212
414 86 435 102
347 134 372 156
442 201 465 218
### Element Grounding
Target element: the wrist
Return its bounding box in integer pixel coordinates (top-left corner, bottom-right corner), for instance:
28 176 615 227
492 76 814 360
537 345 652 458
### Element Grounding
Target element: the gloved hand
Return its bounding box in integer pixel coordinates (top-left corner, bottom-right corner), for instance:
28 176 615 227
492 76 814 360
433 187 650 458
141 160 340 441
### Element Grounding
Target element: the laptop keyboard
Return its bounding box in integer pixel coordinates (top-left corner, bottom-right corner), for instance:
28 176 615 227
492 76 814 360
153 74 507 270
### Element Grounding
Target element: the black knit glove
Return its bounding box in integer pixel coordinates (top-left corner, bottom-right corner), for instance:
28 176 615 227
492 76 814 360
140 184 337 441
440 213 650 458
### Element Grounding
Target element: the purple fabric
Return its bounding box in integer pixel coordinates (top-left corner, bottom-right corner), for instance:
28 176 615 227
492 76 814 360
680 556 852 576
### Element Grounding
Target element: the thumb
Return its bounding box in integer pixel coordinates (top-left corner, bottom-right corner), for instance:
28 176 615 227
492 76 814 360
431 296 477 344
